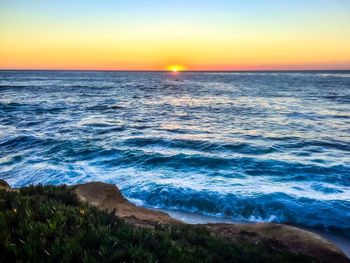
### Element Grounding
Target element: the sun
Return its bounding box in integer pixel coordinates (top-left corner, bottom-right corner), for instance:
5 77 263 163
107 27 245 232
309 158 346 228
166 65 187 72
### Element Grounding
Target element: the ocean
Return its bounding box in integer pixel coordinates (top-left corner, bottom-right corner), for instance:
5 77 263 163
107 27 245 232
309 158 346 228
0 70 349 237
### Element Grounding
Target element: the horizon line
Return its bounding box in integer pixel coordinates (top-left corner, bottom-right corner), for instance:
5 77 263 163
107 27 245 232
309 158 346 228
1 69 349 72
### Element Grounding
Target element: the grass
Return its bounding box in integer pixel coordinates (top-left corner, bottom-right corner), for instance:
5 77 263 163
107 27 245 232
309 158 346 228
0 185 316 263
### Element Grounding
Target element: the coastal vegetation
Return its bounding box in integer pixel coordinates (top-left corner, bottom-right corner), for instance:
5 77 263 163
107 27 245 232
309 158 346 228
0 184 317 263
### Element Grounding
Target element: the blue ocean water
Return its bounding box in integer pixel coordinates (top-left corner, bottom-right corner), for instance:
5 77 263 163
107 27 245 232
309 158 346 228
0 70 349 236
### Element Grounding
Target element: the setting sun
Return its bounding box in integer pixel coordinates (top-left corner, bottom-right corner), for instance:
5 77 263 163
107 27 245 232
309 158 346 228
166 65 187 72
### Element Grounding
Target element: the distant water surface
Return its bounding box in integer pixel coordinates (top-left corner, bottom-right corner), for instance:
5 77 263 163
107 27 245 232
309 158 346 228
0 70 349 237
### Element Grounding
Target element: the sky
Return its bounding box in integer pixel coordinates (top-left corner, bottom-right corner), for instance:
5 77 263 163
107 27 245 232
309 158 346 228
1 0 350 71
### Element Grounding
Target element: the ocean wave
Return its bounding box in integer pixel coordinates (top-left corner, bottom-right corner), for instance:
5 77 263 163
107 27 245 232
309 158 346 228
1 134 349 184
125 185 350 234
123 137 277 155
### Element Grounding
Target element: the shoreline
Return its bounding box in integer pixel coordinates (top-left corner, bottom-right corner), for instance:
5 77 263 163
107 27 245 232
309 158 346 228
156 207 350 258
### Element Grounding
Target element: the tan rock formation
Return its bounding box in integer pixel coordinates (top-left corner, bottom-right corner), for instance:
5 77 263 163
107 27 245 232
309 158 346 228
0 179 11 189
74 182 181 227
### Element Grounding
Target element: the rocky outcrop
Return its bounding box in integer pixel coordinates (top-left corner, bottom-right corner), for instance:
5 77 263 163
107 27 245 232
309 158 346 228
74 181 349 263
74 182 181 227
0 179 18 192
206 223 349 263
0 179 11 189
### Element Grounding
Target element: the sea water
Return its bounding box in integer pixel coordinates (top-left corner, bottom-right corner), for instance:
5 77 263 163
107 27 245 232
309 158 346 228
0 70 349 238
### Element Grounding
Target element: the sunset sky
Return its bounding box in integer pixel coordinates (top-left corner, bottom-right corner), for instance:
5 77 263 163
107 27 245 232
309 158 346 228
1 0 350 71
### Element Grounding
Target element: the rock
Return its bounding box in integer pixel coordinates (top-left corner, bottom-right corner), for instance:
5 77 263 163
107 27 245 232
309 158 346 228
206 223 349 263
0 179 11 189
74 182 181 227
